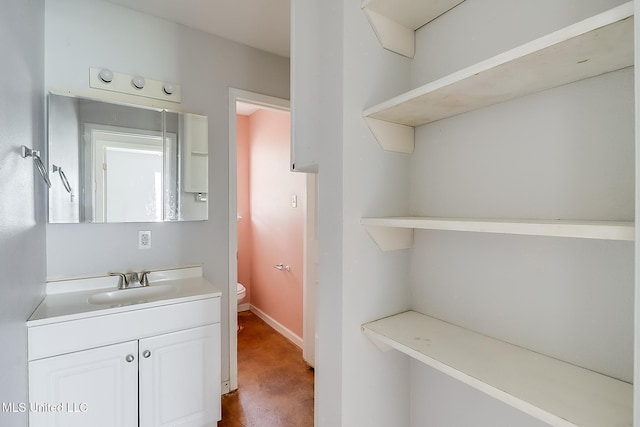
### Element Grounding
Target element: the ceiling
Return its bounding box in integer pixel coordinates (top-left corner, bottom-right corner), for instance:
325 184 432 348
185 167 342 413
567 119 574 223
105 0 291 58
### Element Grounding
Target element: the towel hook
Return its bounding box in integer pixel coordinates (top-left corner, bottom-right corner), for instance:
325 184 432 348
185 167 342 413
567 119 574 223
21 146 51 188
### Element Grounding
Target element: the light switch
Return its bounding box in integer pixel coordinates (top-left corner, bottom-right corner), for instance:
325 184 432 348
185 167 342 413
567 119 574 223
291 195 298 208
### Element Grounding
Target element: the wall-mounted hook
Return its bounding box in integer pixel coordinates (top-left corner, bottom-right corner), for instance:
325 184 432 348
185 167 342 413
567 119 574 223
21 146 51 188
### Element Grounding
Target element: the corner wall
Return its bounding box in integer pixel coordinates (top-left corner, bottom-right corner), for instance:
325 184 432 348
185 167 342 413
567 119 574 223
296 0 416 425
0 1 47 426
340 2 414 426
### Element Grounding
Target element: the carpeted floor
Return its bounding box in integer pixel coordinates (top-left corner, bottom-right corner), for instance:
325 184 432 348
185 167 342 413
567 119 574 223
218 311 314 427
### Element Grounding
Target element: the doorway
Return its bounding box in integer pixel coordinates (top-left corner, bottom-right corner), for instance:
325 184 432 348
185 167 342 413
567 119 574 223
87 125 176 223
228 88 317 392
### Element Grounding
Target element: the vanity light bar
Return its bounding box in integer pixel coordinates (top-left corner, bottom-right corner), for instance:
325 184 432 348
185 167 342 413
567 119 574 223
89 68 182 103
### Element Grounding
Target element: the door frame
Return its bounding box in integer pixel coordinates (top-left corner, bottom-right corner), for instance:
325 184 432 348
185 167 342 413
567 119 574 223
228 88 316 391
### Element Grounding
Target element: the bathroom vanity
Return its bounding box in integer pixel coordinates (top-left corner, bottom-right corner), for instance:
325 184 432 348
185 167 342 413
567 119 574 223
27 266 221 427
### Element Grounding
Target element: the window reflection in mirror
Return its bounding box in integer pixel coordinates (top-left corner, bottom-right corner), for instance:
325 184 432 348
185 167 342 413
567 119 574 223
48 93 208 223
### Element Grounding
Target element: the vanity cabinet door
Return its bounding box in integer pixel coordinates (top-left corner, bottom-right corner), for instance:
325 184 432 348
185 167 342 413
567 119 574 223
138 324 221 427
29 340 138 427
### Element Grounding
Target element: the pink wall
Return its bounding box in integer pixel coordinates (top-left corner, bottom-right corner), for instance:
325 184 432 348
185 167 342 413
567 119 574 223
237 109 305 338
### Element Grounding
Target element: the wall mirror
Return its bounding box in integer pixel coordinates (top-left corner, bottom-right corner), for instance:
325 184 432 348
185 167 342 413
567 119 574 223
48 93 208 223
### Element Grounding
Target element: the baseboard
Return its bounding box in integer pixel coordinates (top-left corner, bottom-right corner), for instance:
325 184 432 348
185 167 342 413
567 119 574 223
238 303 251 312
250 305 303 348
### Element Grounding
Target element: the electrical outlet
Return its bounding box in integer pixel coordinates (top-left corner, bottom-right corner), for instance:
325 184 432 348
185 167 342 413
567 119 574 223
139 230 151 249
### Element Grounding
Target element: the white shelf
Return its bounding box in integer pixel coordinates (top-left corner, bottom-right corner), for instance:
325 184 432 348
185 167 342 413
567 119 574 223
361 217 634 251
362 311 632 427
361 0 465 58
363 2 634 153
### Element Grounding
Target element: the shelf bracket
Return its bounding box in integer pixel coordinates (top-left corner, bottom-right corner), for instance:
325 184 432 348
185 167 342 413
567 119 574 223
364 117 414 154
362 7 415 58
363 224 413 251
362 327 393 352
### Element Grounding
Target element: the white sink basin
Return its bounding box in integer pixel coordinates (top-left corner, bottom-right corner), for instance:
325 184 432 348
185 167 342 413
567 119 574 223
88 284 178 305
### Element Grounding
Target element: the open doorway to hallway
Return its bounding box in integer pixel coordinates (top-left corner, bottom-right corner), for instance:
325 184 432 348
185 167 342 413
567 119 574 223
236 101 304 344
227 89 317 421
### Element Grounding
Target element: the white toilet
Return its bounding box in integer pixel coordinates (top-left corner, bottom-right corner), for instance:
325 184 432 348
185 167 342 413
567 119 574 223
237 282 246 306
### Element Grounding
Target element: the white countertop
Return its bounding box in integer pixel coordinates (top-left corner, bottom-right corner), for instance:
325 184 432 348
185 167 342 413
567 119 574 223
28 267 222 327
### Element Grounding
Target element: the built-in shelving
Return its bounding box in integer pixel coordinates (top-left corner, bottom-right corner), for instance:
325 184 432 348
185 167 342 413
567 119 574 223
363 2 634 153
361 0 465 58
362 311 632 427
361 217 634 251
360 1 636 424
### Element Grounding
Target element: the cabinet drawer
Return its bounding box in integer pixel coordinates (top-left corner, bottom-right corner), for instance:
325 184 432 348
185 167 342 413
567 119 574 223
29 297 219 361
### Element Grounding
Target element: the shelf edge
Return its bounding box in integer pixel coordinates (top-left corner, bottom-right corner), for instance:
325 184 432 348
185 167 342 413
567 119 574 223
361 217 635 242
363 2 634 125
362 311 632 427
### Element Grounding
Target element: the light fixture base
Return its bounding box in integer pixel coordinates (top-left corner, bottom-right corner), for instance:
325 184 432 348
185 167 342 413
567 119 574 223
89 68 181 103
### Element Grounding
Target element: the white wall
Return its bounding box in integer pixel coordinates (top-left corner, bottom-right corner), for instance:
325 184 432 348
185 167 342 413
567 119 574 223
341 2 417 426
292 0 344 423
0 1 47 426
297 0 415 425
44 0 290 386
409 361 547 427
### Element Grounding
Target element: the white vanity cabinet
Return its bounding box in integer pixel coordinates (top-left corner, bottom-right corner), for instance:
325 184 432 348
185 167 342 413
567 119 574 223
138 324 220 427
29 324 220 427
29 340 139 427
27 271 222 427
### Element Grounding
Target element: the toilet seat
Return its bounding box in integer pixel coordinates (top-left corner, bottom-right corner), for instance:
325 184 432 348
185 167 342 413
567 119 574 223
237 283 246 303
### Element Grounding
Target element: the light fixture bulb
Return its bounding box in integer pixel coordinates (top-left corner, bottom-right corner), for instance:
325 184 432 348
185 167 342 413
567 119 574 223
131 76 145 89
163 83 175 95
98 69 113 83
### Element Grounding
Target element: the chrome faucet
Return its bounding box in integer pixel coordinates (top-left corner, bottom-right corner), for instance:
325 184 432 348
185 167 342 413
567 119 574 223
109 271 151 289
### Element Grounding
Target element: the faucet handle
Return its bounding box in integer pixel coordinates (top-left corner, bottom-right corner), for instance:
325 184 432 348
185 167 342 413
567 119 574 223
139 271 150 287
109 272 129 290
